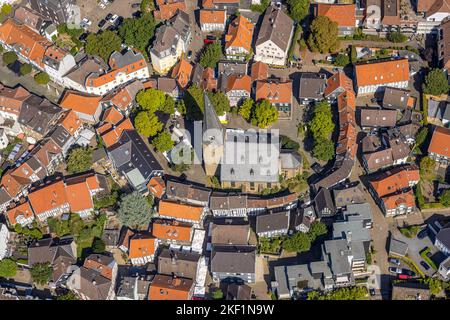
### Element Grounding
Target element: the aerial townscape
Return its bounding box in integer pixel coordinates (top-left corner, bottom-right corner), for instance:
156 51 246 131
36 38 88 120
0 0 449 303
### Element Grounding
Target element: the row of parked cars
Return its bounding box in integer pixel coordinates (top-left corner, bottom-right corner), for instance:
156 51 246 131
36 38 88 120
388 258 416 279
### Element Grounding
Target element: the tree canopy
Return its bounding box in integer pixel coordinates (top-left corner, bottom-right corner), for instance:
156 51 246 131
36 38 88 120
423 69 450 96
419 156 435 180
208 91 230 116
92 238 106 253
0 258 17 278
152 131 174 153
85 31 122 62
19 63 32 76
307 287 368 300
30 262 53 285
199 42 222 68
334 53 349 67
34 72 50 85
308 221 328 241
309 101 334 140
66 147 93 174
440 189 450 207
161 96 175 114
119 14 156 59
136 88 167 113
239 98 254 121
282 232 311 253
313 138 335 162
117 191 153 228
387 31 407 43
134 111 163 137
251 99 278 128
287 0 309 22
57 291 79 300
308 16 340 54
3 51 18 65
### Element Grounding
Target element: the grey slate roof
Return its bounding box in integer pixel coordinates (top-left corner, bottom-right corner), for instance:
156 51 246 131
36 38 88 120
165 180 211 204
298 73 327 100
109 50 145 69
256 6 294 52
360 108 398 127
150 10 190 58
210 220 250 245
220 129 279 183
333 184 367 208
323 239 352 276
294 206 315 229
116 276 137 299
436 223 450 251
203 92 223 146
211 245 256 274
332 220 371 243
157 248 200 280
18 95 62 136
382 87 412 110
218 60 248 77
343 203 373 222
314 188 336 217
280 150 302 169
76 266 112 300
225 283 252 300
102 229 120 247
108 130 163 186
256 211 290 234
210 193 247 210
389 237 409 256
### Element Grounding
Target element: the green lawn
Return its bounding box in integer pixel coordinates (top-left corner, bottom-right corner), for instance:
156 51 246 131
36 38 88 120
398 225 421 238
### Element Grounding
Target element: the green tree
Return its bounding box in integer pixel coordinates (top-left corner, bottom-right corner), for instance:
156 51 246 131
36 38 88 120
421 277 443 296
161 96 175 114
140 0 154 13
34 72 50 85
415 127 428 149
251 99 278 128
208 91 230 116
3 51 18 65
19 63 32 76
199 42 222 68
176 100 186 115
308 221 327 241
57 291 79 300
313 138 335 162
136 88 167 113
309 101 334 139
92 238 106 253
419 156 435 180
0 4 13 16
350 45 357 63
134 112 163 137
334 53 349 67
184 85 205 120
85 31 122 62
66 147 93 174
212 288 224 299
282 232 311 253
119 14 156 59
250 0 269 12
0 258 17 278
239 98 254 121
308 287 368 300
440 189 450 207
287 0 309 22
308 16 340 54
117 191 153 228
30 262 53 285
152 131 174 153
387 31 407 43
423 69 450 96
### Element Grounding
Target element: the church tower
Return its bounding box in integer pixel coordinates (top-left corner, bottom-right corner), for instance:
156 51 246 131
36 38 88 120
202 93 223 176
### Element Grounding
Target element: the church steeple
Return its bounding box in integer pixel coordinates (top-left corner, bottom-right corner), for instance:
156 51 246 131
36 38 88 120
202 92 224 176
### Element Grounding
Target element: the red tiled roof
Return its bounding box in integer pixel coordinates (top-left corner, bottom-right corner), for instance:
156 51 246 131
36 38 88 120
59 91 102 117
28 180 68 215
6 202 34 226
428 126 450 158
317 4 356 27
355 59 409 87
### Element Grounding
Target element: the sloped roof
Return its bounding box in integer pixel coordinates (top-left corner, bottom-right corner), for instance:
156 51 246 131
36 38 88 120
317 4 356 27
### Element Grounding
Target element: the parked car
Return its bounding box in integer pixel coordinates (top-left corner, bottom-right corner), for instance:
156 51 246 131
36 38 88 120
105 13 113 21
132 11 141 18
187 50 192 59
369 288 376 296
98 19 107 28
389 267 402 274
311 163 322 174
107 25 117 32
389 258 401 266
398 274 412 280
420 261 430 270
109 14 119 24
132 3 141 8
401 269 415 277
417 228 428 239
79 32 89 41
114 16 124 27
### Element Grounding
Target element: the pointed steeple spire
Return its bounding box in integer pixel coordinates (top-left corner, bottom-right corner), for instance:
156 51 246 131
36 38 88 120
203 92 223 146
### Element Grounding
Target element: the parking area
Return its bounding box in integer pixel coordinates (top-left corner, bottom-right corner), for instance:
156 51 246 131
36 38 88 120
77 0 138 34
